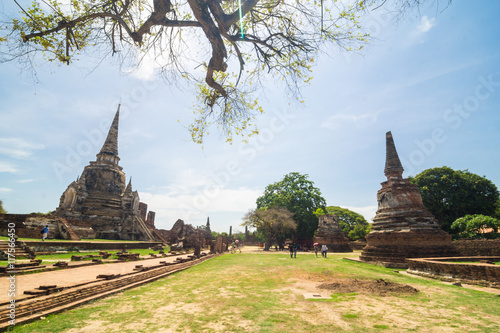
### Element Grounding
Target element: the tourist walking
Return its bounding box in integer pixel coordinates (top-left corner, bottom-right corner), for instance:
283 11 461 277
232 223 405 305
313 243 319 257
293 243 298 258
41 225 49 241
321 244 328 258
288 243 294 258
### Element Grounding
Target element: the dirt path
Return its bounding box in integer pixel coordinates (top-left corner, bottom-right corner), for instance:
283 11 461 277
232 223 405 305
0 255 191 303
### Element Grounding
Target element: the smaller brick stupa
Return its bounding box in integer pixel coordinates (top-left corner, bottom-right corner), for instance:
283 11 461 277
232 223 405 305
314 215 352 252
359 131 458 264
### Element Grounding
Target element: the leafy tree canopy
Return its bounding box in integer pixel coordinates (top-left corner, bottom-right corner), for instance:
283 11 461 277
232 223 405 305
256 172 326 240
451 214 500 240
0 200 6 214
242 207 296 250
314 205 370 240
0 0 440 143
495 198 500 220
409 166 499 233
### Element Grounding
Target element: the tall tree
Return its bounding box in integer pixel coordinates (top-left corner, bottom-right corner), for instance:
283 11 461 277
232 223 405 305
242 207 296 250
0 0 444 143
315 206 370 240
495 198 500 220
256 172 326 240
409 166 499 233
0 200 6 214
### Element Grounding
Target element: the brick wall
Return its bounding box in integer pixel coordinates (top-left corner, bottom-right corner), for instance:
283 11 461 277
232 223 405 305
452 239 500 256
407 256 500 286
0 214 52 239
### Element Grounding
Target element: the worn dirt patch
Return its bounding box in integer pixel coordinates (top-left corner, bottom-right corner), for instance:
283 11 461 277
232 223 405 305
317 278 419 296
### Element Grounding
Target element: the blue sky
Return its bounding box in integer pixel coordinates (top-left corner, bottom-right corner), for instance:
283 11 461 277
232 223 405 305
1 1 499 233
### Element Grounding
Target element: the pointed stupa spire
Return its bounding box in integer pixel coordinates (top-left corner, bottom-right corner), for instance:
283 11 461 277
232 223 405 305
125 177 132 193
97 105 121 165
99 105 120 157
206 217 210 228
384 131 404 179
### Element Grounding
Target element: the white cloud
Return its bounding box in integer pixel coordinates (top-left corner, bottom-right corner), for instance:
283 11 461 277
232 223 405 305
128 58 157 81
0 138 45 159
0 187 13 193
409 16 436 42
16 179 36 184
416 16 436 34
0 161 18 173
321 112 378 130
139 187 260 229
344 205 378 222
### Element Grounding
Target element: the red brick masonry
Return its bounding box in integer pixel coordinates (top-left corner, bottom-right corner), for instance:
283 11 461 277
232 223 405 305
406 256 500 288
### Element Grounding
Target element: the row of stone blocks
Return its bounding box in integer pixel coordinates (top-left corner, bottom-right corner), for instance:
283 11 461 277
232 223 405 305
0 254 216 328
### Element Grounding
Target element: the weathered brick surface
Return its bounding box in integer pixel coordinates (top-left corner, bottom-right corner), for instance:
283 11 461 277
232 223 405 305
360 132 458 264
407 256 500 287
452 239 500 256
314 215 352 252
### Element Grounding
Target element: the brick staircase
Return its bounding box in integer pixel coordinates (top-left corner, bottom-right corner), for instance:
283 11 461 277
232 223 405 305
0 253 217 329
0 241 33 259
57 218 81 241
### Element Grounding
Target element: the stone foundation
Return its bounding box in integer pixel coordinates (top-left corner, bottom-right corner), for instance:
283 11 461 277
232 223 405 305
407 257 500 288
314 235 352 252
349 241 367 251
360 229 458 263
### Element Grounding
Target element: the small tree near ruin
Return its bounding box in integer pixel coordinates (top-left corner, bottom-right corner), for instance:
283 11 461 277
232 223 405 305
242 207 296 251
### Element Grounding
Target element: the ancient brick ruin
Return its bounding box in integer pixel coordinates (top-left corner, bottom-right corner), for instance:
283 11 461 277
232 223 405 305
314 214 352 252
168 218 213 249
1 108 201 244
54 107 156 241
0 213 94 240
359 131 458 264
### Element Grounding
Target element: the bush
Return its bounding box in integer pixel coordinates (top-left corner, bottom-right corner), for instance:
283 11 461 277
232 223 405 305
451 214 500 239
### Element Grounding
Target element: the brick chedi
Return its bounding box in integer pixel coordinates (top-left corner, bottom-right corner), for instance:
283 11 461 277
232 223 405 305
359 131 458 264
54 106 155 241
314 215 352 252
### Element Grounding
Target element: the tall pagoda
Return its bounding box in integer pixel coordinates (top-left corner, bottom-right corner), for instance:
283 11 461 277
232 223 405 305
54 106 154 241
359 131 458 264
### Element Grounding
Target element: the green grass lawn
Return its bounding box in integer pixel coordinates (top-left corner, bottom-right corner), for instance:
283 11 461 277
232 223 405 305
8 251 500 332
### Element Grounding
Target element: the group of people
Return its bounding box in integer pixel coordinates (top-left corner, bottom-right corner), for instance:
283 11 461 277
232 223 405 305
288 243 329 258
288 243 299 258
315 244 329 258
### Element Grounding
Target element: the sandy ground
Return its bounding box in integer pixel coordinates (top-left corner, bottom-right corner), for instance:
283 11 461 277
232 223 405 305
0 254 191 303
